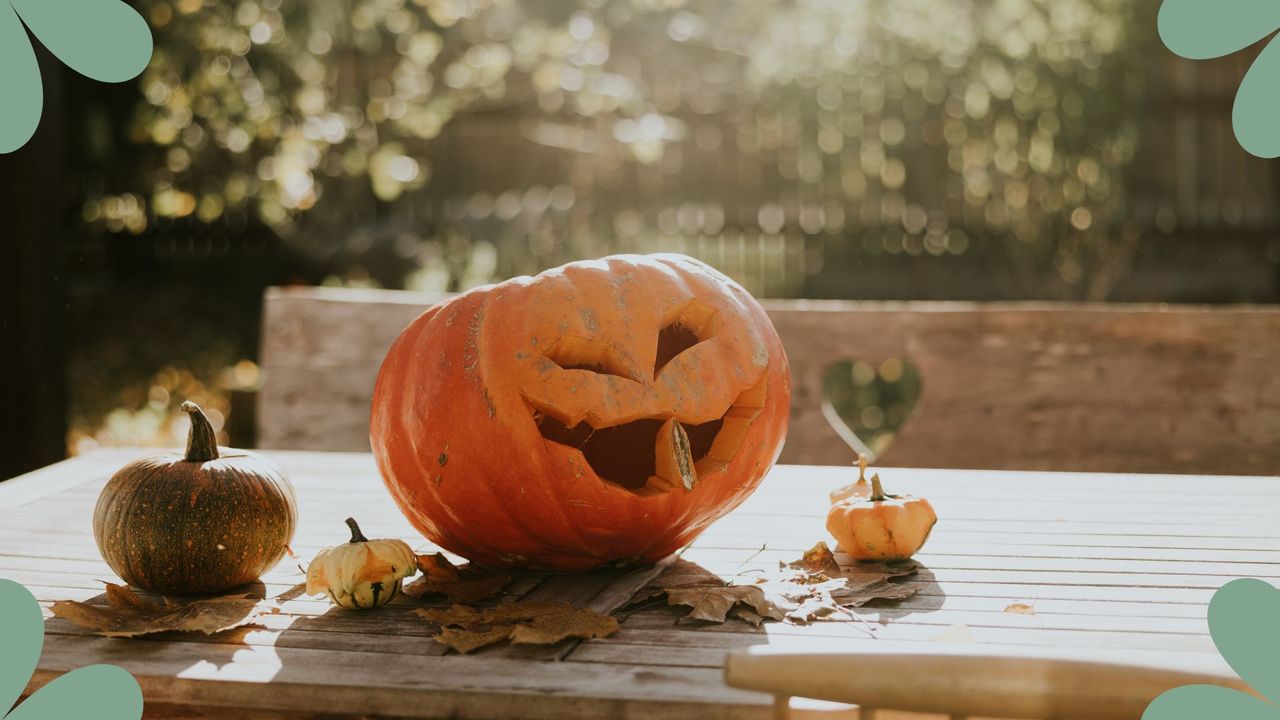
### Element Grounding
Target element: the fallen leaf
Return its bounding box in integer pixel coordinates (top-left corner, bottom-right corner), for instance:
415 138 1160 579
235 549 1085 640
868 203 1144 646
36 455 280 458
50 583 272 638
434 625 512 654
788 541 842 577
648 543 920 626
1004 602 1036 615
405 552 511 603
665 584 782 623
788 542 919 604
104 581 156 610
405 574 512 603
508 606 619 646
416 552 462 582
414 602 619 653
730 605 766 627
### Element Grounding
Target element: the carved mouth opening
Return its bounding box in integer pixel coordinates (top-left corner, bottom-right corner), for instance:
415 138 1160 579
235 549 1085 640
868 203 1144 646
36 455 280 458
534 373 768 496
536 414 724 491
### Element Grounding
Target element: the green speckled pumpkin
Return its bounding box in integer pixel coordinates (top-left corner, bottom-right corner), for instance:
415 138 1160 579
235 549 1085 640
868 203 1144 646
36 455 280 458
92 401 298 595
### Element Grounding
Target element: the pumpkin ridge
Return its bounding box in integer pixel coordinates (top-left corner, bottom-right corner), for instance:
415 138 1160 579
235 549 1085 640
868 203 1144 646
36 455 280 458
471 290 599 560
477 291 613 564
394 294 578 564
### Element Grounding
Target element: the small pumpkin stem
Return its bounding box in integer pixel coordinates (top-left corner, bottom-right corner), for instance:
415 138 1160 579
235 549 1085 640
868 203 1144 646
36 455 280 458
857 453 868 483
345 517 368 543
180 401 220 462
869 473 888 502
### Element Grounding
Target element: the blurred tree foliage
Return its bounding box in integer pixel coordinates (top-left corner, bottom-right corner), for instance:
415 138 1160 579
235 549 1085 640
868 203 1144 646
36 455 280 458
89 0 643 238
68 0 1155 452
86 0 1148 298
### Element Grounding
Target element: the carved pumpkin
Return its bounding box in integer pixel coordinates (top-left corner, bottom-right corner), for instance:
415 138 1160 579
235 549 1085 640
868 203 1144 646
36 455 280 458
371 254 790 569
93 402 298 595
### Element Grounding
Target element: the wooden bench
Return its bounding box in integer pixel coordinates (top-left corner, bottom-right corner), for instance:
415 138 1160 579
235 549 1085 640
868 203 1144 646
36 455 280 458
258 286 1280 475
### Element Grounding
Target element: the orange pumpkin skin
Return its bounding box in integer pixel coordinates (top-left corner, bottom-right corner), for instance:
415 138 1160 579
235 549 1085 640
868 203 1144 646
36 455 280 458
827 487 937 562
371 254 790 569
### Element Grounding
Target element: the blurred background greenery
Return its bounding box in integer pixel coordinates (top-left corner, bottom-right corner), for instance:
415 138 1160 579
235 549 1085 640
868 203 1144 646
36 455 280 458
5 0 1278 466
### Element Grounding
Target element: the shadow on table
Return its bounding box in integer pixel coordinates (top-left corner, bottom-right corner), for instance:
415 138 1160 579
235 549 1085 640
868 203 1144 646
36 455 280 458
268 584 444 658
860 563 946 622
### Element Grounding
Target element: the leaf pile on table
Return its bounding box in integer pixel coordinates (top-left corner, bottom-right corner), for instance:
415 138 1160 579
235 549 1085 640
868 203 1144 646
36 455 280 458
638 542 920 625
414 602 618 654
405 552 619 653
50 583 278 637
49 542 916 653
49 550 618 655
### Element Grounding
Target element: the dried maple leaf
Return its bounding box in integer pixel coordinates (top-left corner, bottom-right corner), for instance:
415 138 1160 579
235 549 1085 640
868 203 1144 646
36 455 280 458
788 541 843 577
507 606 618 646
416 552 462 582
1004 602 1036 615
434 625 512 654
664 584 782 623
787 542 920 605
405 574 512 603
50 583 273 638
414 602 619 654
648 543 920 626
404 552 511 603
730 605 767 627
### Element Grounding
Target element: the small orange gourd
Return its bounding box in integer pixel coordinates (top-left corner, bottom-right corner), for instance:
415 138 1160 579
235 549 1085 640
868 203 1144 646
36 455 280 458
826 473 936 562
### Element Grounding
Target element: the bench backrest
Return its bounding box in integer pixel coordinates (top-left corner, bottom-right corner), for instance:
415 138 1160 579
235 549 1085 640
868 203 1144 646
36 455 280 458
258 286 1280 475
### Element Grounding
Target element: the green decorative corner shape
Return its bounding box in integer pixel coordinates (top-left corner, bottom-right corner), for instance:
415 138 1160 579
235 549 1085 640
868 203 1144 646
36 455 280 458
0 0 152 153
1159 0 1280 158
0 579 143 720
1144 578 1280 719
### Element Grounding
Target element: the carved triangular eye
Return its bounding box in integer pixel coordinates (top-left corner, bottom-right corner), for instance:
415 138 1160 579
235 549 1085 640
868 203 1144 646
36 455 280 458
653 299 718 377
654 325 700 376
543 336 636 381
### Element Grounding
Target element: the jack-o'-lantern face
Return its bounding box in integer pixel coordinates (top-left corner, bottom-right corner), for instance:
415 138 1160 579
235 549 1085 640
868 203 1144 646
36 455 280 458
520 296 770 496
372 254 790 569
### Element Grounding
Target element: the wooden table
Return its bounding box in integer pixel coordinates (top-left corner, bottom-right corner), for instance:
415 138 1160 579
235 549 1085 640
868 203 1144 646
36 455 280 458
5 450 1274 719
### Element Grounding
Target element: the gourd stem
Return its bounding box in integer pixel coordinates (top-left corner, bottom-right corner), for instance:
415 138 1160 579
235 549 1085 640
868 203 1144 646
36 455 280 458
345 517 368 543
869 473 888 502
857 453 868 483
180 401 220 462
